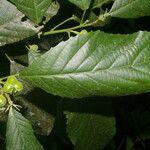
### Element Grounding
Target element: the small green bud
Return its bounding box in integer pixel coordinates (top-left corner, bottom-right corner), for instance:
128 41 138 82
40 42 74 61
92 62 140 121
14 81 23 92
3 82 14 93
7 76 18 84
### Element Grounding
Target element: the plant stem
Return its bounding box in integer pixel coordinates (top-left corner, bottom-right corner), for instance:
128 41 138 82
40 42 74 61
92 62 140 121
80 10 86 25
43 12 110 36
51 16 75 31
44 21 94 36
5 53 14 63
70 30 80 35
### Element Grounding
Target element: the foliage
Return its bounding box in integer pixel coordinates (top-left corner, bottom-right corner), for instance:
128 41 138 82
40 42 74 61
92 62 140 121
0 0 150 150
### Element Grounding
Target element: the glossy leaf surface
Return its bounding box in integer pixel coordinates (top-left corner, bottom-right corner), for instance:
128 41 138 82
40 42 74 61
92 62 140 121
20 31 150 98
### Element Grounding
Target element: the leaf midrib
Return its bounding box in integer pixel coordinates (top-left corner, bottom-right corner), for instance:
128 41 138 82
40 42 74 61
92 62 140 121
21 60 150 79
9 109 26 149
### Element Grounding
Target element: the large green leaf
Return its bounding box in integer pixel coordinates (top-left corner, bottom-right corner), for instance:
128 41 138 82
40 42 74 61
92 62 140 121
66 112 115 150
6 108 44 150
10 0 53 23
0 0 41 47
20 31 150 98
110 0 150 18
68 0 91 10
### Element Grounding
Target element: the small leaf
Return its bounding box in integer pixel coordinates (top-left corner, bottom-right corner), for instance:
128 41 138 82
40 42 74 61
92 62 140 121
6 108 44 150
66 112 115 150
110 0 150 18
20 31 150 98
0 0 42 47
10 0 53 23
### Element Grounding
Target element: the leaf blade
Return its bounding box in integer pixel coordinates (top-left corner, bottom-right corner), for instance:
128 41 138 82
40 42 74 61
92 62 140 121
6 108 44 150
20 31 150 98
10 0 53 23
0 0 42 47
110 0 150 18
66 112 115 150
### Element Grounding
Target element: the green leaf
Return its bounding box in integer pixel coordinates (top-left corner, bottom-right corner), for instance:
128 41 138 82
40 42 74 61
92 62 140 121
0 0 42 47
6 108 44 150
110 0 150 18
68 0 91 10
10 0 53 23
20 31 150 98
66 112 115 150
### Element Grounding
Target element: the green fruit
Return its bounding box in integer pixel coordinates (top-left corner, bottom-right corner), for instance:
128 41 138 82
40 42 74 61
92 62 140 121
3 82 13 93
3 76 23 93
0 95 7 107
7 76 18 84
14 81 23 92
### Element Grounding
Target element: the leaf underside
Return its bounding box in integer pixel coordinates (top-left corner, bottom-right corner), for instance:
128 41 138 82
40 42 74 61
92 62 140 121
10 0 53 23
0 0 41 47
6 108 44 150
110 0 150 18
20 31 150 98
